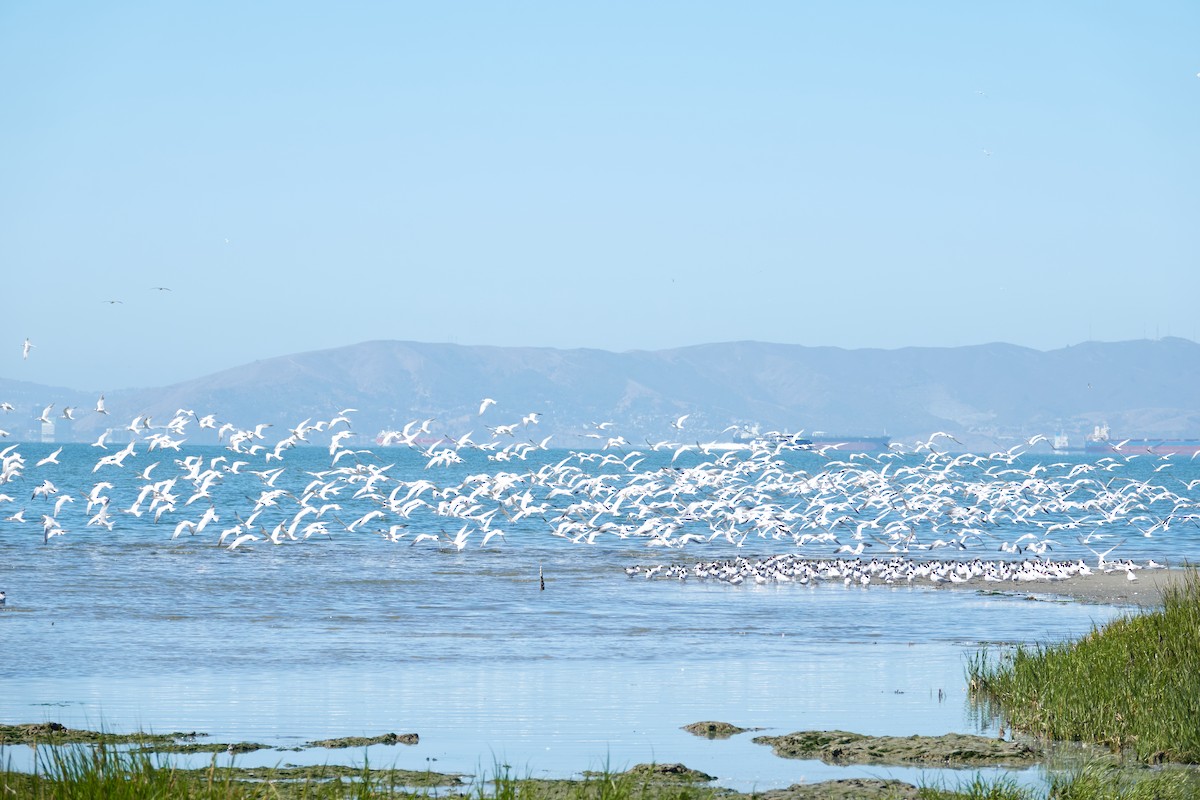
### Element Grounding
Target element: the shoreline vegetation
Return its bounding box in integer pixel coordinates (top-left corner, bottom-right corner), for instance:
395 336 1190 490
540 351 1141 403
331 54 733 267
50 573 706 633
4 571 1198 799
967 568 1200 764
1 740 1196 800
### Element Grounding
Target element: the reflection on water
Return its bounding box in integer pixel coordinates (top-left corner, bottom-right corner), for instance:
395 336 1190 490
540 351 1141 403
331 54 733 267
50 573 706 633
0 542 1124 790
0 649 1063 791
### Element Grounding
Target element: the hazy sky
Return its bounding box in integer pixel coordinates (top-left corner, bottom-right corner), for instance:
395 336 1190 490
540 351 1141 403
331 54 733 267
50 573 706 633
3 2 1198 391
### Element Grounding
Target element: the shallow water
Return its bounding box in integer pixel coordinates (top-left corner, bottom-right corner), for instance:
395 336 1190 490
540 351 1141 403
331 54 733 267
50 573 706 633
2 442 1197 791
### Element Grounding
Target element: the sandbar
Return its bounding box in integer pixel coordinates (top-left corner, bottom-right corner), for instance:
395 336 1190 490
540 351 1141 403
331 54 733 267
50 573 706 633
928 567 1188 608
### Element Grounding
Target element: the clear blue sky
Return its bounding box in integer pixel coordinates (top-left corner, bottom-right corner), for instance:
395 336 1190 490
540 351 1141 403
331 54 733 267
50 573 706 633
3 1 1198 390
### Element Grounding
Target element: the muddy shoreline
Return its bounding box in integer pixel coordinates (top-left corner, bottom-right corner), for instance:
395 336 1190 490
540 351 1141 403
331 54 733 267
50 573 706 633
933 567 1188 608
5 721 1198 799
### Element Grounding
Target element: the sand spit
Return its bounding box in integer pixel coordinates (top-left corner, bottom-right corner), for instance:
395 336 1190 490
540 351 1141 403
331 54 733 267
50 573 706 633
940 567 1189 608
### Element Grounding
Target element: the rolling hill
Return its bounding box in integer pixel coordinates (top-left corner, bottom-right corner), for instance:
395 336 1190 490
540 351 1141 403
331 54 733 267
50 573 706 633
2 338 1197 451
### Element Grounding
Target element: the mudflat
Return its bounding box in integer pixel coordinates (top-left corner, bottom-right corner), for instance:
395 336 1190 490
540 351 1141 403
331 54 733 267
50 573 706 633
931 567 1188 608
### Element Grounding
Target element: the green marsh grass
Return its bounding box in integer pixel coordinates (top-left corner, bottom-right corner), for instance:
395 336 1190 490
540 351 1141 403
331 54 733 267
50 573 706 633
1 742 425 799
6 737 1197 800
2 745 723 800
470 760 718 800
5 742 243 800
1045 761 1196 800
5 746 1198 800
967 568 1200 762
916 766 1197 800
917 773 1032 800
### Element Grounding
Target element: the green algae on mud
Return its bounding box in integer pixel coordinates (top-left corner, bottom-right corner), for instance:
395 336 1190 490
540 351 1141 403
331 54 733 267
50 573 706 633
752 730 1041 767
0 761 929 800
306 732 419 748
5 730 1199 800
175 763 464 787
596 763 715 782
1 723 415 754
152 761 935 800
0 722 203 748
137 741 272 754
501 772 918 800
681 721 758 739
472 764 730 800
755 778 921 800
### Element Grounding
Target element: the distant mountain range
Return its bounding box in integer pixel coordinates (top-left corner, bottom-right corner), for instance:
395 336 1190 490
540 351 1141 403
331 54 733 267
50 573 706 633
2 338 1198 451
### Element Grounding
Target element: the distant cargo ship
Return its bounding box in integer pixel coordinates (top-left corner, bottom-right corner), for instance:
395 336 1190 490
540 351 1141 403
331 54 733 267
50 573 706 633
1084 423 1200 456
755 431 892 453
1051 431 1084 453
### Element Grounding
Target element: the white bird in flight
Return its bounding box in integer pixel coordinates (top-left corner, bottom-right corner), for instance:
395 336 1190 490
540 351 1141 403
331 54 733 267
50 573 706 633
479 398 497 415
22 339 33 360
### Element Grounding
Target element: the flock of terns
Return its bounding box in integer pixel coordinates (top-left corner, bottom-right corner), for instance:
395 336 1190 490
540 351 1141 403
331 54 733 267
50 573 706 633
625 554 1160 588
0 391 1198 592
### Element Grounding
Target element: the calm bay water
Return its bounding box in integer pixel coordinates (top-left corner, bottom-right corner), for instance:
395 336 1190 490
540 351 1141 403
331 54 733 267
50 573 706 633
2 440 1198 791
